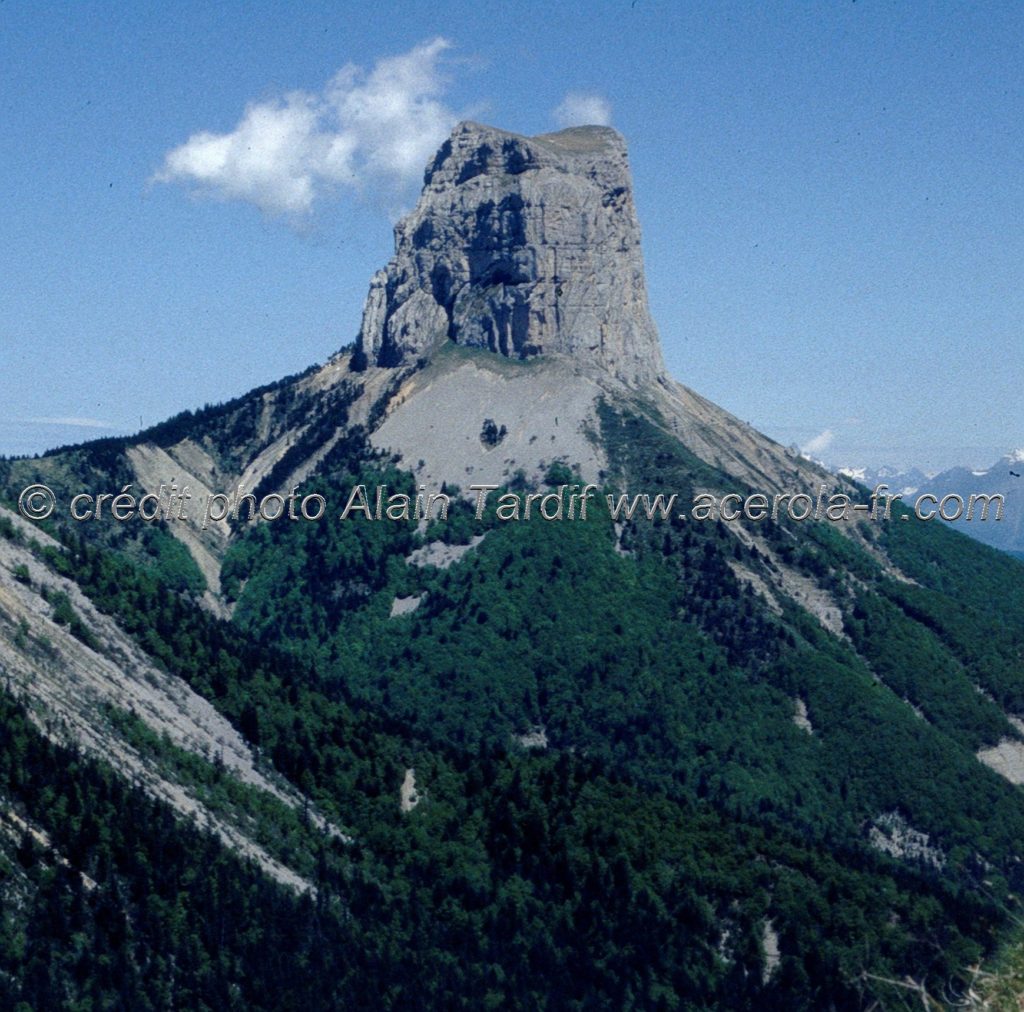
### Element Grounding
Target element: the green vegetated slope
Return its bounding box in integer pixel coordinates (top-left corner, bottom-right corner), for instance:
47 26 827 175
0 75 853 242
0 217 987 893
0 364 362 599
3 397 1024 1007
0 519 1002 1010
224 403 1024 867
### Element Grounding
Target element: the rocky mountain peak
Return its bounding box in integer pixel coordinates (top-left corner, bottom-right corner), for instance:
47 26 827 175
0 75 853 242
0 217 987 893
355 120 667 384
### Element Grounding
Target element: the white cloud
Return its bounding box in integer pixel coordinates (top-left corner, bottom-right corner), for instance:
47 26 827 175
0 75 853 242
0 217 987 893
22 416 115 429
154 38 457 217
552 92 612 128
801 429 835 457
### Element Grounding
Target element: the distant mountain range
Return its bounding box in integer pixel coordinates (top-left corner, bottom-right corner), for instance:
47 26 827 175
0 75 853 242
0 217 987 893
837 450 1024 555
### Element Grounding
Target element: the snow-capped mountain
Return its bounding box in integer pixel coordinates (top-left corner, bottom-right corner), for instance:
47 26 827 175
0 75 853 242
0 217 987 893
838 453 1024 555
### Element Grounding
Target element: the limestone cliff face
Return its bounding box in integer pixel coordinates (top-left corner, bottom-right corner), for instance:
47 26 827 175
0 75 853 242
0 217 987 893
356 121 666 384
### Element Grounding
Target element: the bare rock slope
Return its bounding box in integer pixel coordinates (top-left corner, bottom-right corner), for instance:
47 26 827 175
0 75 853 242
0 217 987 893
0 507 343 891
356 121 666 384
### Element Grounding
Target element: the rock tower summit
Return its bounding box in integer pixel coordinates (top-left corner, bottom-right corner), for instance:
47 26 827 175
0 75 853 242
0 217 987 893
355 121 667 384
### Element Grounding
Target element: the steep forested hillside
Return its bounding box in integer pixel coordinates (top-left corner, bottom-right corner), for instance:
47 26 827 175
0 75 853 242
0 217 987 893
5 394 1024 1008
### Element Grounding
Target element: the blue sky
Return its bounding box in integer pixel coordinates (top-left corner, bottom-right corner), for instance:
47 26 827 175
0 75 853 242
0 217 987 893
2 2 1021 472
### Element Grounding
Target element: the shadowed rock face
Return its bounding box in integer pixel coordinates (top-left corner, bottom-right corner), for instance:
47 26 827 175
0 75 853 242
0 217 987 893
356 121 667 384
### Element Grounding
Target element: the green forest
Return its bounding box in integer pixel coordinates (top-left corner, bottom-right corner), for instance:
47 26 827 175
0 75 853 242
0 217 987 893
2 396 1024 1009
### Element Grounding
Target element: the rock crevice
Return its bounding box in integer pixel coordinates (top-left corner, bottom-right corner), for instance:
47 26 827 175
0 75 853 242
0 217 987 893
356 121 666 384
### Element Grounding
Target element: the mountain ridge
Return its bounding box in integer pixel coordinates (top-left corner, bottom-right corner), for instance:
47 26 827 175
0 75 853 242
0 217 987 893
2 120 1024 1007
